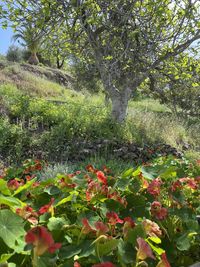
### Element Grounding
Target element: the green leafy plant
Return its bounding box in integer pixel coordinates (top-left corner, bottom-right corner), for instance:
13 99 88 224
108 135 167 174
0 156 199 266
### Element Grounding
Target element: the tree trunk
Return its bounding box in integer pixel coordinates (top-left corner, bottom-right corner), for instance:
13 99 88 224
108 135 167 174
110 89 131 123
57 58 65 69
28 52 39 65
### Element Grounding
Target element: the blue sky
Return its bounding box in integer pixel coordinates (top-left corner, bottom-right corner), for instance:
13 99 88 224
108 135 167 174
0 27 14 55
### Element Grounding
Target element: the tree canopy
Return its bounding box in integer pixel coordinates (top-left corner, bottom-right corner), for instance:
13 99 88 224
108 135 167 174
1 0 200 121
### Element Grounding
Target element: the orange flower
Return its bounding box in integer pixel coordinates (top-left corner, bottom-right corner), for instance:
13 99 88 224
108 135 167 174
136 237 155 260
25 226 61 256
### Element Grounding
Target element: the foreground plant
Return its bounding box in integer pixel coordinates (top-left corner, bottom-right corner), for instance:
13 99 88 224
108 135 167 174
0 156 199 266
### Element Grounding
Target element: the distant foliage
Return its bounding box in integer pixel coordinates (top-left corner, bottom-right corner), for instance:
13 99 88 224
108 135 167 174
6 45 23 62
145 55 200 118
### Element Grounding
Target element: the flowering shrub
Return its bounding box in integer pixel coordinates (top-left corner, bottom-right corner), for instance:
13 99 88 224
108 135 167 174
0 157 199 266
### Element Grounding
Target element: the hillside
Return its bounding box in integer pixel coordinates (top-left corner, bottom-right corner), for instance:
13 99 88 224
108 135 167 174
0 59 199 164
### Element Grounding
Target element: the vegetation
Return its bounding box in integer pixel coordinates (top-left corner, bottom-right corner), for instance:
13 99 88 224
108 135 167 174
0 61 199 165
1 0 200 122
0 1 200 267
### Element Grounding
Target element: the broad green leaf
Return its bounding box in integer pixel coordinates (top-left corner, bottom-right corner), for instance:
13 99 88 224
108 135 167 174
0 180 11 196
78 241 95 258
118 239 136 264
0 254 13 264
176 231 197 251
141 167 156 180
127 224 146 245
59 245 82 259
98 238 119 257
13 178 37 196
0 210 26 252
44 185 61 195
47 217 67 231
0 194 25 208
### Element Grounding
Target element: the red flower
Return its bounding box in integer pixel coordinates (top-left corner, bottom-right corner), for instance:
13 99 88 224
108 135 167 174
74 262 81 267
25 226 61 256
7 179 24 190
147 178 162 197
39 198 54 214
156 252 171 267
92 262 116 267
96 171 107 185
136 237 155 260
94 221 109 236
187 178 198 190
82 219 109 236
150 201 168 220
170 180 182 192
81 218 95 234
106 211 123 225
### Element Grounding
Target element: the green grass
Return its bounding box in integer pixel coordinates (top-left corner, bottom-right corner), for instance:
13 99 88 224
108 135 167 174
38 157 134 180
129 98 171 113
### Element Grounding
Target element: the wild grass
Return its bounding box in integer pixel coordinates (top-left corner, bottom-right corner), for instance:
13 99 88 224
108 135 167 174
38 157 134 180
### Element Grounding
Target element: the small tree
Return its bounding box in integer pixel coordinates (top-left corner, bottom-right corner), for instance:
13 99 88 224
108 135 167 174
6 45 23 62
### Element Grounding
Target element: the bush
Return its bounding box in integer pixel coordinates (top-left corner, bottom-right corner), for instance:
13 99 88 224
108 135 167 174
6 45 23 62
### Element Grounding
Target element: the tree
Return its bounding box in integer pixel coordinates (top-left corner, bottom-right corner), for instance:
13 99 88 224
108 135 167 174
1 0 200 122
146 54 200 117
12 22 43 65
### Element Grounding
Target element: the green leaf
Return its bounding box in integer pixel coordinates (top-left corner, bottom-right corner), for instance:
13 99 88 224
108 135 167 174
141 167 156 180
0 194 25 208
148 236 161 244
55 191 79 207
98 238 119 257
118 239 135 264
13 178 37 196
122 168 134 178
0 254 13 264
176 231 197 251
59 245 82 259
44 185 61 195
127 224 146 245
0 180 11 196
47 217 67 231
78 241 95 258
0 210 26 252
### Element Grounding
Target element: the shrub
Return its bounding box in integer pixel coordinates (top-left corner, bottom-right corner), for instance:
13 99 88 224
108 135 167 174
6 45 23 62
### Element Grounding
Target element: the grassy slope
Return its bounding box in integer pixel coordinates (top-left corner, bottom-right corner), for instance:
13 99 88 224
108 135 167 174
0 59 199 163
